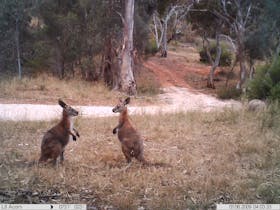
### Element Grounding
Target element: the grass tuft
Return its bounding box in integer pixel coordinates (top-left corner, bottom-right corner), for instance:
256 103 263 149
0 74 158 105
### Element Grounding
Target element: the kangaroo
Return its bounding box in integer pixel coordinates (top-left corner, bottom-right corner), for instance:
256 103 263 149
39 99 80 165
112 97 146 164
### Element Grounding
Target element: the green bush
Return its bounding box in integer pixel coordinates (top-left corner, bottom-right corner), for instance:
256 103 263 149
247 56 280 101
247 64 272 100
199 42 233 66
269 83 280 101
144 39 158 55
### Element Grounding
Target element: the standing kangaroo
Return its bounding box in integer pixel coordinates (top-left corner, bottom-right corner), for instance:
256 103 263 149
39 99 80 165
112 97 146 164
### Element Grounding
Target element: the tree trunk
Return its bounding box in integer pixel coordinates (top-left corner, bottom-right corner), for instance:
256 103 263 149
234 1 248 90
120 0 136 95
217 0 251 90
161 19 168 57
102 0 119 89
60 59 65 79
225 58 238 87
208 34 221 89
203 32 221 89
151 12 164 51
249 58 255 79
236 27 246 90
54 45 64 79
103 36 120 89
152 13 160 49
15 14 22 79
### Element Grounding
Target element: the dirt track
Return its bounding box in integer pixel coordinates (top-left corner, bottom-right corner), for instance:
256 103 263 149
143 52 208 88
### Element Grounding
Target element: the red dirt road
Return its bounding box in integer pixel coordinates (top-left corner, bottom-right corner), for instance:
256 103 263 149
142 44 224 94
143 48 208 86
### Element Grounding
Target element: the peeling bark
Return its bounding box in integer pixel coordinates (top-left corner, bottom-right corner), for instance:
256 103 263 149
120 0 137 95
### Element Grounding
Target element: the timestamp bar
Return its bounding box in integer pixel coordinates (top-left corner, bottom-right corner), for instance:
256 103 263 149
0 204 86 210
217 204 280 210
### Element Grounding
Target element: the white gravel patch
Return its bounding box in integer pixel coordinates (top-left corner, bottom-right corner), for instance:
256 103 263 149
0 87 242 121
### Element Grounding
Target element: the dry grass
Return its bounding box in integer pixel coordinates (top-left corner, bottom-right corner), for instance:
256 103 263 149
0 74 159 106
135 64 162 97
0 108 280 209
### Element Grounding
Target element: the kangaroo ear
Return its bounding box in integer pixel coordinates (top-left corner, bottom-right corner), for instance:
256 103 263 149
124 97 130 105
58 99 67 108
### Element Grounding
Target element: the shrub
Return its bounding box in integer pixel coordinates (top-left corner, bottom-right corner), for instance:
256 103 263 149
144 39 158 55
199 42 233 66
269 83 280 101
247 64 272 100
247 55 280 101
25 41 50 71
259 101 280 132
269 56 280 84
256 183 280 203
135 65 161 96
137 77 161 95
217 87 242 100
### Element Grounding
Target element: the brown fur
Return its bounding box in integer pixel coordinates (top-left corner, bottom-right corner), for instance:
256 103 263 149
39 99 79 165
112 97 146 164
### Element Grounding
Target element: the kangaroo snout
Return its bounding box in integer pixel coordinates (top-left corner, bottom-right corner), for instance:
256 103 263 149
69 107 79 116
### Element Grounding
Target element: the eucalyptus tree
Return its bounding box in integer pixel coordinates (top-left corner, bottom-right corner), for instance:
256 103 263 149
151 0 195 57
191 0 260 89
39 0 82 79
0 0 32 78
214 0 254 89
117 0 137 95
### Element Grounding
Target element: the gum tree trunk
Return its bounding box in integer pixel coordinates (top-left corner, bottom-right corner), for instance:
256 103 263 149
161 19 168 57
120 0 137 95
203 31 221 89
235 26 246 89
208 34 221 89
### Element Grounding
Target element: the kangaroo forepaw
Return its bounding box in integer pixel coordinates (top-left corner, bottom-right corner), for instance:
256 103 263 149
73 135 77 141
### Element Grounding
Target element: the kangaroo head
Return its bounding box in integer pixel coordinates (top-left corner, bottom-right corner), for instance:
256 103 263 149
58 99 79 117
112 97 130 113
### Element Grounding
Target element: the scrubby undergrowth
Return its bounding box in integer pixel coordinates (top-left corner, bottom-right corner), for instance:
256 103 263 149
247 56 280 101
0 73 159 106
